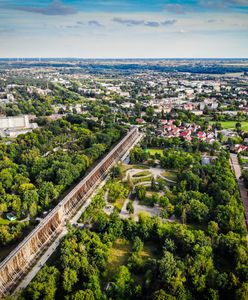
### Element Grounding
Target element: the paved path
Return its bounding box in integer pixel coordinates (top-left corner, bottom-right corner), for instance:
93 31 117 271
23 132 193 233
230 153 248 228
132 200 161 221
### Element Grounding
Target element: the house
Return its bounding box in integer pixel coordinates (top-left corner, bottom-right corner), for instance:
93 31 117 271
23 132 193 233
6 212 17 221
206 138 215 144
180 130 191 138
202 157 211 165
163 125 173 131
136 118 145 124
171 127 180 136
207 132 215 139
234 144 248 153
167 119 175 125
197 131 207 140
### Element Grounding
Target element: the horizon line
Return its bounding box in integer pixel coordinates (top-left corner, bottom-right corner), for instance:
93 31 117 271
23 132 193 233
0 57 248 60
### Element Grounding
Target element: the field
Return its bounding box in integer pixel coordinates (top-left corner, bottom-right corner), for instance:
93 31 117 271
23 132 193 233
132 175 152 184
146 148 164 156
161 170 177 181
114 198 126 211
122 164 150 171
132 171 151 178
107 239 131 274
0 219 12 225
107 238 159 283
210 121 248 131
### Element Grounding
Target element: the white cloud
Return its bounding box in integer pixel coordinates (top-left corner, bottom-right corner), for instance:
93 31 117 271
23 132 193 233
0 11 247 57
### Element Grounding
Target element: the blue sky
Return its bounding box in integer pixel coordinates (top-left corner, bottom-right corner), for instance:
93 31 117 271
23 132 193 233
0 0 247 57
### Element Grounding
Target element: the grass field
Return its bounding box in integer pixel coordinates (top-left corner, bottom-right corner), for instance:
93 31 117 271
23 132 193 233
147 148 164 156
123 164 150 172
210 121 248 131
161 170 177 181
132 175 152 184
141 241 160 260
114 198 126 211
106 238 160 286
107 239 131 275
132 171 151 178
0 218 13 225
107 239 159 274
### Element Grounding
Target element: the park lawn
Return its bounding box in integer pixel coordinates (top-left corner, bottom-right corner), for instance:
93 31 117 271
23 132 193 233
133 241 161 286
107 240 158 273
133 165 150 170
240 157 248 165
147 148 164 156
141 241 161 260
107 239 131 276
122 164 149 172
114 198 126 211
132 171 151 178
132 175 152 184
107 239 160 286
161 170 177 181
210 121 248 131
0 218 14 225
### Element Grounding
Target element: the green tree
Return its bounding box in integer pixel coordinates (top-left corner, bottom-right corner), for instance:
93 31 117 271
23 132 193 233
70 289 95 300
127 201 134 214
63 268 78 292
26 266 59 300
111 266 133 299
152 289 176 300
187 200 209 223
159 251 176 284
136 185 146 201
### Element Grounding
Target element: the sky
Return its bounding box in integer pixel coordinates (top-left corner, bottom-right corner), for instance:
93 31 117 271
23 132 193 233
0 0 247 58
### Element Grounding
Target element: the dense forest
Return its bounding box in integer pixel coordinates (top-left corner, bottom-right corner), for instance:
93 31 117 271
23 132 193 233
0 115 125 246
19 146 248 300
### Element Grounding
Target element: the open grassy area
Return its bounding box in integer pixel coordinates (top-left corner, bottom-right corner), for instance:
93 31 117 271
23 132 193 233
107 239 131 275
122 164 150 172
107 239 159 276
133 171 151 178
132 175 152 184
210 121 248 131
0 218 13 225
240 157 248 165
114 198 126 211
133 241 161 285
141 241 161 260
106 239 161 286
161 170 177 181
147 148 164 156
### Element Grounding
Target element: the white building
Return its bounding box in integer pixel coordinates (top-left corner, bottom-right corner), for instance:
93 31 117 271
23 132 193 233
0 115 38 138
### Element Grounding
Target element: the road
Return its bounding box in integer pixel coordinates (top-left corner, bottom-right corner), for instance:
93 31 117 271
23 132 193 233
230 153 248 228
